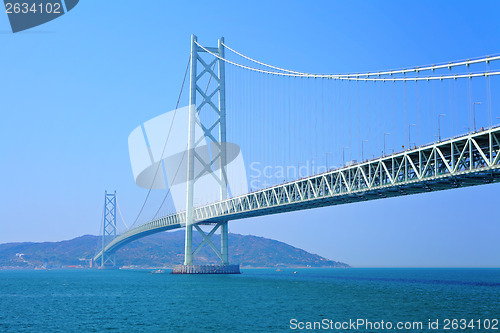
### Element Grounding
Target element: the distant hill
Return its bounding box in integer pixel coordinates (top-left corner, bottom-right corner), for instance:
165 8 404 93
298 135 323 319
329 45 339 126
0 231 349 269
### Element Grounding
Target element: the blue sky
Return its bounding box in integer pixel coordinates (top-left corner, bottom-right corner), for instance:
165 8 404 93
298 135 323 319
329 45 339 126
1 1 500 267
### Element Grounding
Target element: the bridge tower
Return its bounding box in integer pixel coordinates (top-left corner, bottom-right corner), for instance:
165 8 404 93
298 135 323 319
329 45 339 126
174 35 239 274
100 190 117 268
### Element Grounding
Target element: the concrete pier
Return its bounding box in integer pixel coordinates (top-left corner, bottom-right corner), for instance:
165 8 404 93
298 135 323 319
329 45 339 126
172 264 240 274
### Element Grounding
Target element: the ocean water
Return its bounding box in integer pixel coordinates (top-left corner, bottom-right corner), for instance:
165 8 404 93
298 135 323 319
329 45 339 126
0 268 498 332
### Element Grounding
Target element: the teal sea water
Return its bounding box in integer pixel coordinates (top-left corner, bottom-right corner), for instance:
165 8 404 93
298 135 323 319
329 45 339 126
0 268 498 332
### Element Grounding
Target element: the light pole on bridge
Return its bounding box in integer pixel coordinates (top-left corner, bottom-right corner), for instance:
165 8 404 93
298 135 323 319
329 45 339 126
438 114 446 142
361 140 368 161
473 102 481 132
383 133 390 156
325 152 333 170
343 147 350 166
408 124 416 148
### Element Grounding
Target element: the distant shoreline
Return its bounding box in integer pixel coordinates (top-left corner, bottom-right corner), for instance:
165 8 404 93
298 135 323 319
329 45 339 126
0 232 349 269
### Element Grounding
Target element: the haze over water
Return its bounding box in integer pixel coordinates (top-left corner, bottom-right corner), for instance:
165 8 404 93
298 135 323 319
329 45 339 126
0 268 498 332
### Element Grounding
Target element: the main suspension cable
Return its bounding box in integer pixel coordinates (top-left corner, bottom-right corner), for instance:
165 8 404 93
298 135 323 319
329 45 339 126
198 41 500 81
222 42 500 78
129 55 191 229
151 58 218 220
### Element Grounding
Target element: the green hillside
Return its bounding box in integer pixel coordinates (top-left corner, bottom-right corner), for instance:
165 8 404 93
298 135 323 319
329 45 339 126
0 231 349 269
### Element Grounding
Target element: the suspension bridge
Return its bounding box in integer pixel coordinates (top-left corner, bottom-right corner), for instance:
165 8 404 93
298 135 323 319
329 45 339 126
94 35 500 273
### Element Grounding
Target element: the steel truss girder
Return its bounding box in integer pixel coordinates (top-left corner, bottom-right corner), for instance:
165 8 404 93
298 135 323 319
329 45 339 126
95 126 500 263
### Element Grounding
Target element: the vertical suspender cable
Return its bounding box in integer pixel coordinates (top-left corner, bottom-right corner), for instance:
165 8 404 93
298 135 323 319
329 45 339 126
416 80 421 145
356 80 360 161
467 65 474 132
449 66 454 136
404 75 407 148
486 61 492 128
347 80 352 161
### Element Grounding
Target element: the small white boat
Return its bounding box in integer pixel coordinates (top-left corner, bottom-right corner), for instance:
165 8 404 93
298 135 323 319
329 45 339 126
150 269 165 274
